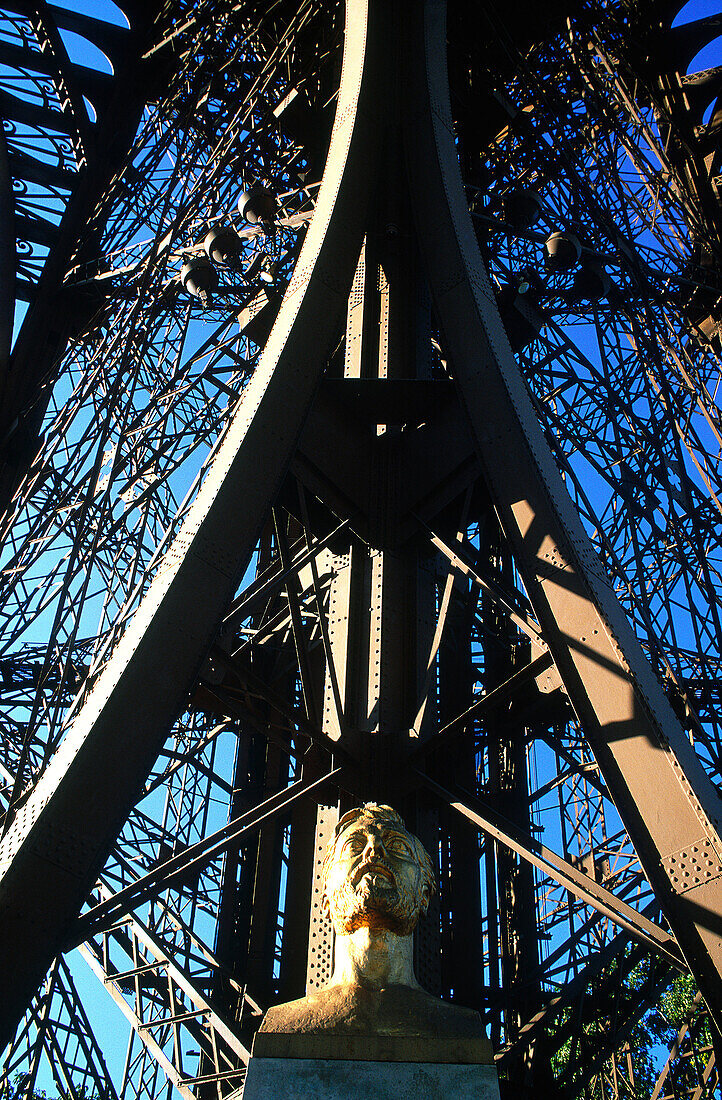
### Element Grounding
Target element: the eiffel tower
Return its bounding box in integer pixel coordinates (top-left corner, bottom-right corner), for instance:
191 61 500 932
0 0 722 1096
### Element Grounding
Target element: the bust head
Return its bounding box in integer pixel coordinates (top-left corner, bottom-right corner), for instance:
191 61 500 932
257 809 484 1047
321 803 436 937
256 804 487 1045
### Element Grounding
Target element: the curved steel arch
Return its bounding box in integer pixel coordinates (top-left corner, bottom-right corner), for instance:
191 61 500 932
406 0 722 1027
0 0 717 1086
0 118 15 377
0 0 383 1046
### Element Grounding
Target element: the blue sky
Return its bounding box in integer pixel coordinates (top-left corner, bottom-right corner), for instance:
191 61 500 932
15 0 722 1095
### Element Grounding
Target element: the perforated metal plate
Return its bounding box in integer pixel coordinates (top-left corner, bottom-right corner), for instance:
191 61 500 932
306 803 338 991
662 838 722 894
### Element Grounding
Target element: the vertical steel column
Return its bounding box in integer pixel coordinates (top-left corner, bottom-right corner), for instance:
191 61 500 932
303 251 366 993
435 574 485 1006
301 116 440 980
483 539 540 1073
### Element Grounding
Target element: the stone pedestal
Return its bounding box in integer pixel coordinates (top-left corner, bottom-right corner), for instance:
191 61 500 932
239 986 500 1100
241 1056 500 1099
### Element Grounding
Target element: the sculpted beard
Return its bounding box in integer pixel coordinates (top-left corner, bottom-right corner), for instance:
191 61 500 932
327 864 420 936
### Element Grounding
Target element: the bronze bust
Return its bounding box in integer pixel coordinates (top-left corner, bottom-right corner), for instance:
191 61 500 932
255 804 489 1063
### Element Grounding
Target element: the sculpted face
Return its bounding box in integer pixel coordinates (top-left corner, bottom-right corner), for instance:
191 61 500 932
322 805 435 937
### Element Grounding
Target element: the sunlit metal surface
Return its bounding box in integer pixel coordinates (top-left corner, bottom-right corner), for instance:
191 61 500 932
0 1 721 1097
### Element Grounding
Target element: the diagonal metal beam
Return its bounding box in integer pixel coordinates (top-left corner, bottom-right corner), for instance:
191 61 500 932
409 650 554 764
0 0 386 1043
534 726 610 801
420 772 685 968
297 483 346 738
412 488 473 738
79 910 249 1100
406 0 722 1029
650 990 705 1100
222 516 352 634
207 650 355 764
272 507 320 728
497 922 637 1063
414 514 546 649
71 768 340 945
553 942 673 1099
31 956 122 1100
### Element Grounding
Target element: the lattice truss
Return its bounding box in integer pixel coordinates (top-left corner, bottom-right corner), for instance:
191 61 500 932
0 0 720 1097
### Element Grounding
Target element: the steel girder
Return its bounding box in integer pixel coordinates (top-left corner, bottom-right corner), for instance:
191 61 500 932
0 0 383 1047
0 0 722 1086
0 0 164 509
406 0 722 1028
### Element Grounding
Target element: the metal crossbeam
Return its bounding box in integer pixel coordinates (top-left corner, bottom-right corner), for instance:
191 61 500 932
421 772 684 966
1 0 722 1092
73 769 339 943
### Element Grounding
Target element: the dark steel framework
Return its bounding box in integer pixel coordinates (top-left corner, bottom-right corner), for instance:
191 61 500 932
0 0 721 1097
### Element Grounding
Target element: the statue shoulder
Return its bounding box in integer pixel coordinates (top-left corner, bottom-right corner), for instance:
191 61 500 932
259 984 367 1035
253 984 493 1064
259 982 483 1038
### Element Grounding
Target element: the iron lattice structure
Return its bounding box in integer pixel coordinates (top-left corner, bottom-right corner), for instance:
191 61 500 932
0 0 721 1097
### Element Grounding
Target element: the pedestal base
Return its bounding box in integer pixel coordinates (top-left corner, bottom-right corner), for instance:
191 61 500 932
240 1056 501 1099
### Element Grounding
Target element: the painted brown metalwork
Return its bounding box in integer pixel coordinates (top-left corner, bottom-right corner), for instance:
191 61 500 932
0 0 381 1049
0 0 722 1097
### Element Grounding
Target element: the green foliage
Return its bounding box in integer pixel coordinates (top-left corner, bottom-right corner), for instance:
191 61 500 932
6 1075 99 1100
547 956 713 1099
649 970 705 1039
